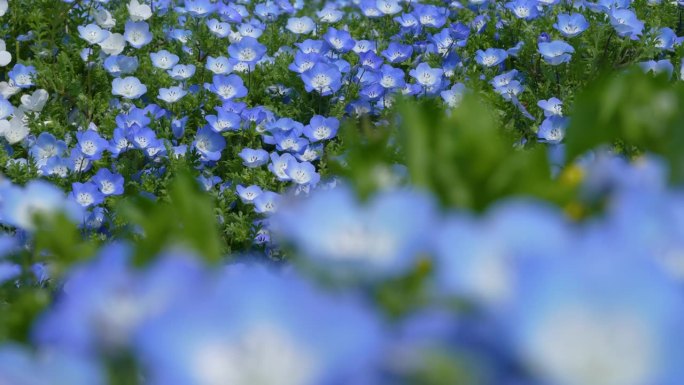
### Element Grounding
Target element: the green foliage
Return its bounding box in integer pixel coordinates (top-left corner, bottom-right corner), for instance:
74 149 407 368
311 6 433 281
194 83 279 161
565 69 684 182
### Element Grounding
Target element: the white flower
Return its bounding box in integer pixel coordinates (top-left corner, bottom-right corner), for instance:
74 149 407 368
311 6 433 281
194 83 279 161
99 33 126 55
128 0 152 21
0 39 11 67
21 89 49 112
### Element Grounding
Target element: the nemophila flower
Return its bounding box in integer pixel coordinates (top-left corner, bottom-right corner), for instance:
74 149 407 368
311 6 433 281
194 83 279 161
8 64 36 88
78 23 110 45
554 13 589 38
537 97 563 116
69 148 92 173
124 21 152 48
433 202 571 306
639 59 674 79
414 4 448 28
94 8 116 29
206 19 230 38
29 133 66 169
91 169 124 196
1 114 29 144
507 253 684 385
76 130 108 161
475 48 508 67
375 0 400 15
129 125 156 150
254 191 281 214
128 0 152 21
271 185 436 276
0 97 12 120
193 126 226 162
304 115 339 142
296 143 324 162
238 148 269 168
104 55 139 76
236 184 263 204
409 62 444 89
0 39 11 67
158 86 187 103
323 27 356 53
505 0 540 20
228 36 267 64
268 152 295 181
236 22 264 40
395 12 420 31
538 40 574 65
185 0 217 17
286 16 315 34
538 116 568 144
206 56 232 75
359 0 382 17
206 108 241 132
440 83 467 108
205 74 248 101
610 9 644 40
377 64 405 90
135 265 382 385
288 51 322 74
98 33 126 56
112 77 147 99
0 345 105 385
0 180 77 230
167 64 196 80
353 40 376 54
42 156 70 177
318 6 344 23
169 29 192 44
286 159 320 186
381 42 413 64
267 117 304 135
655 27 677 51
357 51 382 70
495 80 524 101
301 62 342 96
150 50 179 70
268 130 309 153
20 89 48 113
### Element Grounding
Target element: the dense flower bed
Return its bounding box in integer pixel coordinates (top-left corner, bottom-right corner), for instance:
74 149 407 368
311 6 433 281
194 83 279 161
1 0 684 383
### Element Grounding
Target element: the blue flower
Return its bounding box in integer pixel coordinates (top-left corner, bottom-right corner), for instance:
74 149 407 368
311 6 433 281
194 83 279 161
537 97 563 117
610 9 644 40
286 16 315 34
71 182 105 208
29 132 67 169
413 4 448 28
554 13 589 38
77 23 110 45
474 48 508 67
8 64 36 88
538 40 574 65
639 59 674 79
254 191 281 214
285 158 320 186
206 107 241 132
409 62 444 89
655 27 678 51
193 126 226 162
158 86 188 103
537 116 568 144
506 252 684 385
323 27 356 53
505 0 540 20
134 265 383 385
76 130 109 161
303 115 339 142
228 36 267 64
440 83 467 108
381 42 413 64
150 50 179 70
184 0 216 17
301 62 342 96
236 184 263 204
167 64 196 81
271 185 437 277
112 76 147 99
205 74 248 101
104 55 139 76
206 19 231 38
124 21 153 48
91 168 124 196
0 344 105 385
238 148 270 168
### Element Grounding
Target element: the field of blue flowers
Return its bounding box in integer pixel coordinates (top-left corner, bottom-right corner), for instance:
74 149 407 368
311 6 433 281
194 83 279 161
1 0 684 383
